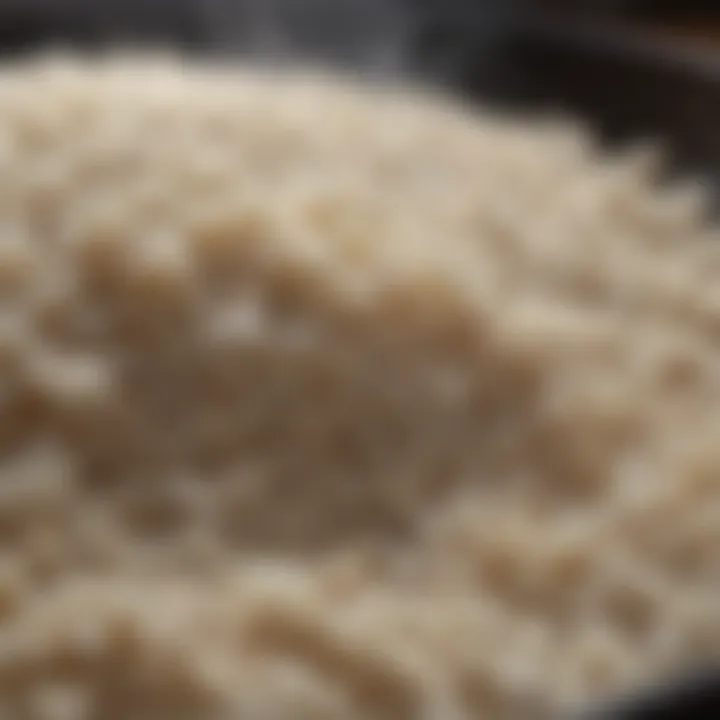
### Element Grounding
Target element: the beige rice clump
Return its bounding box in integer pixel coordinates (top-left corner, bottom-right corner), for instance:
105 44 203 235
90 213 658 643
0 56 719 719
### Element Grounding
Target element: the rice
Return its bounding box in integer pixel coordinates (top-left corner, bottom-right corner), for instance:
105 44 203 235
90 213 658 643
0 56 718 719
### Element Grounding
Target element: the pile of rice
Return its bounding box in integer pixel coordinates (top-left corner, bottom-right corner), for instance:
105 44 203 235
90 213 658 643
0 57 718 719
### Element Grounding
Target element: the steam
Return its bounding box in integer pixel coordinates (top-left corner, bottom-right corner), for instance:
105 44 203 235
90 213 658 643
197 0 519 84
199 0 417 75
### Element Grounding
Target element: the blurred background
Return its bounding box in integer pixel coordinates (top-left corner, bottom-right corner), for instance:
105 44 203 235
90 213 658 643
2 0 720 188
1 1 720 717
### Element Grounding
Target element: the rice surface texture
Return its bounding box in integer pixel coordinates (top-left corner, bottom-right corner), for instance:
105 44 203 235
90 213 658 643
0 57 718 719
